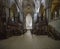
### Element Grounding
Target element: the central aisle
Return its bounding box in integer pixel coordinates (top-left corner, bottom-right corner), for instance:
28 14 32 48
0 30 60 49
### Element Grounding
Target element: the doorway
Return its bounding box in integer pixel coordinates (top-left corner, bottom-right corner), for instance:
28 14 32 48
26 14 32 29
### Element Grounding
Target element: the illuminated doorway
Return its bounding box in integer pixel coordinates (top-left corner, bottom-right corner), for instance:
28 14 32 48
26 14 32 29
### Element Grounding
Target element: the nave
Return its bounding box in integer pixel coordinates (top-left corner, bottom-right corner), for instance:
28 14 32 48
0 30 60 49
0 0 60 49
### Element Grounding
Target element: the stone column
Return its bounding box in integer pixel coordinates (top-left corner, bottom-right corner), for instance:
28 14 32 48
45 9 51 22
59 9 60 18
57 9 60 18
5 8 10 23
34 0 41 23
45 0 52 22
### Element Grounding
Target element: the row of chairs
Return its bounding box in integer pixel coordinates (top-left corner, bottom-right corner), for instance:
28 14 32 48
0 22 27 39
31 22 60 40
48 25 60 40
31 19 48 35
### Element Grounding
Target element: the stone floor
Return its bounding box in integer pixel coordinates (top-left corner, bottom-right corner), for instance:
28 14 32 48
0 30 60 49
49 19 60 33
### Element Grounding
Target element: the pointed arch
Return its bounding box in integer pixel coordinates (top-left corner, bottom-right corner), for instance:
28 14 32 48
26 14 32 29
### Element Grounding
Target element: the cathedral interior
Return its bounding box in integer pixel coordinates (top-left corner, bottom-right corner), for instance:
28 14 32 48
0 0 60 49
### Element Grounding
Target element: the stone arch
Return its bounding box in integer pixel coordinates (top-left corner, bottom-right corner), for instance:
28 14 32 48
22 0 35 16
25 14 32 29
9 3 18 22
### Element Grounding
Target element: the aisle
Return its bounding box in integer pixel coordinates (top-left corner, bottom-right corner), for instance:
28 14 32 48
49 19 60 33
0 30 60 49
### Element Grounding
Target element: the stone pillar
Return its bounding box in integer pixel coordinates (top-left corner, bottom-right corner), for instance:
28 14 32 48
57 9 60 18
20 12 23 22
34 0 41 23
59 9 60 18
45 0 52 22
5 8 9 23
48 8 51 21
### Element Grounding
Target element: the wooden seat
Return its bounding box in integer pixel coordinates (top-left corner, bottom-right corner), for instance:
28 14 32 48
7 22 24 36
31 17 48 35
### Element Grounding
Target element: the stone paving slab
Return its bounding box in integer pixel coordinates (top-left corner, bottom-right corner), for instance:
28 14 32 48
49 19 60 33
0 30 60 49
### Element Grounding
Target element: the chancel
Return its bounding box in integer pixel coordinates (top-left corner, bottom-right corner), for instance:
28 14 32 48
26 14 32 29
0 0 60 49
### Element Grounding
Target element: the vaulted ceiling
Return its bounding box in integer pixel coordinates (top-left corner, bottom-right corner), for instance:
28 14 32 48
40 0 60 16
0 0 60 17
51 0 60 13
22 0 35 16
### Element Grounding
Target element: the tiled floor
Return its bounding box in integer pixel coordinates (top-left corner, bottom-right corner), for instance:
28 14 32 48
0 30 60 49
49 19 60 33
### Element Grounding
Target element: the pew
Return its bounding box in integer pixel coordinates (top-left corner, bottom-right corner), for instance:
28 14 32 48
48 25 60 40
7 22 24 36
31 17 48 35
